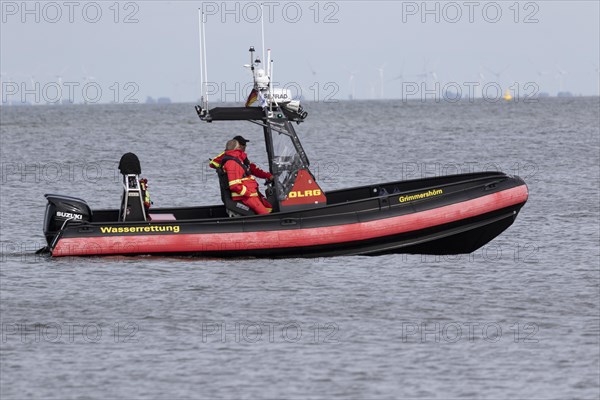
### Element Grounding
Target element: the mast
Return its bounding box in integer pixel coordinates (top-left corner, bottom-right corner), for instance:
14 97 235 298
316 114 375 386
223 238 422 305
198 9 209 113
261 2 265 68
268 53 274 114
198 9 203 108
202 11 208 108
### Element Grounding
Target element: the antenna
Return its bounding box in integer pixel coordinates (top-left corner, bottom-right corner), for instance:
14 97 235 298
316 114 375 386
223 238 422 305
202 11 208 107
198 9 209 110
198 9 203 107
267 49 272 111
269 57 274 113
202 11 209 108
266 49 271 78
261 3 265 66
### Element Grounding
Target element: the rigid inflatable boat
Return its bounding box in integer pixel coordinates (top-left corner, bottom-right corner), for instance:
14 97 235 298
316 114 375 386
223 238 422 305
40 47 528 257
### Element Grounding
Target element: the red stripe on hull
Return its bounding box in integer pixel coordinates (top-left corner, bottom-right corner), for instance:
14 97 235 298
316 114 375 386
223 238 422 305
52 185 528 256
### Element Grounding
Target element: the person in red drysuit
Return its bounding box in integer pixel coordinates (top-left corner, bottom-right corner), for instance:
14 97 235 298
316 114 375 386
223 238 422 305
210 136 273 214
210 136 272 179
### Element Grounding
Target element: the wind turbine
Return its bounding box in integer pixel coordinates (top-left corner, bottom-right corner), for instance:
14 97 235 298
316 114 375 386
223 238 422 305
476 67 486 99
416 59 429 82
55 66 68 104
81 65 97 104
343 66 359 100
555 64 567 93
526 59 551 94
301 61 318 101
484 65 510 89
81 65 96 84
485 65 509 79
418 58 439 88
368 80 376 99
532 66 551 79
28 73 40 104
307 61 317 77
0 72 19 105
389 61 405 82
376 63 386 99
430 69 439 85
533 68 550 94
593 62 599 96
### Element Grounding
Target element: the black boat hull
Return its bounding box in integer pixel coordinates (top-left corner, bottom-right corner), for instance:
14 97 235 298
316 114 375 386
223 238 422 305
44 172 528 258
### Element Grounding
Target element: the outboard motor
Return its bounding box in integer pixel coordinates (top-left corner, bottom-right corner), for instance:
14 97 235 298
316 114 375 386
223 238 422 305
43 194 92 246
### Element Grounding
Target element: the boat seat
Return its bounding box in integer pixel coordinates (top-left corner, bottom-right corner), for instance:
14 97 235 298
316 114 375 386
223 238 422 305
118 152 148 222
216 168 255 217
148 213 176 221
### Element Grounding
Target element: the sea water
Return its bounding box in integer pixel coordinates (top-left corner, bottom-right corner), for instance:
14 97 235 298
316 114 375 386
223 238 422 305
1 98 598 399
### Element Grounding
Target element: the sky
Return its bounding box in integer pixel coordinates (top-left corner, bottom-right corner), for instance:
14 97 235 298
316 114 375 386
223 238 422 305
1 0 599 104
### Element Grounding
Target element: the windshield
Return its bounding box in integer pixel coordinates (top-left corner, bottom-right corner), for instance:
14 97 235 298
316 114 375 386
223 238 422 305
268 119 308 200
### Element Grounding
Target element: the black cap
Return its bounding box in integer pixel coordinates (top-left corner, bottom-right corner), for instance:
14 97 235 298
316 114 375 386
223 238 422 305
233 135 249 145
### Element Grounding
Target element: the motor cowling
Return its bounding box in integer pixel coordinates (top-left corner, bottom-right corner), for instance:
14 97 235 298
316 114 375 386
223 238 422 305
43 194 92 246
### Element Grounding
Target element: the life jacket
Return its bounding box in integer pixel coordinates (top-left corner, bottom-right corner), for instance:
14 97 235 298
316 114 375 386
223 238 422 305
210 152 251 170
220 155 251 178
220 154 259 199
139 178 152 209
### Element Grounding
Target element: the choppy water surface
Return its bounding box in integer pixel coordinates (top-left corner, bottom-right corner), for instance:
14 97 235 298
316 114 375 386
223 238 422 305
1 98 599 399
